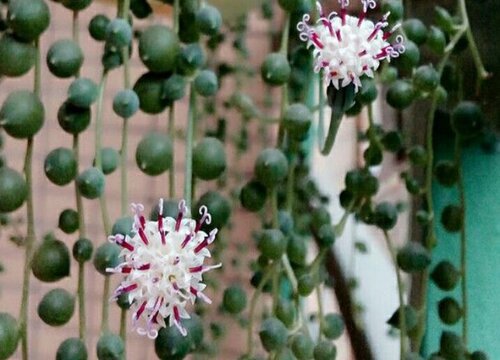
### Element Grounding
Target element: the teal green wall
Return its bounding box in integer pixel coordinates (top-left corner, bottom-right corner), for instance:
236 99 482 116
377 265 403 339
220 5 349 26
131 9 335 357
423 141 500 357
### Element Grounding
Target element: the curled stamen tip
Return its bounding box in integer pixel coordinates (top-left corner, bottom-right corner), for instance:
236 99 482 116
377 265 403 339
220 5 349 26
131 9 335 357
178 199 188 214
362 0 377 11
131 202 145 212
147 330 158 339
198 205 208 216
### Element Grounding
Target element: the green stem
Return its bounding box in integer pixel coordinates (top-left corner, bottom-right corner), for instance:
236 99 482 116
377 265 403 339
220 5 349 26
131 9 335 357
94 71 108 170
317 71 325 139
271 187 279 228
19 138 35 360
276 12 290 148
101 276 111 333
412 27 467 351
73 135 86 237
285 156 296 212
184 85 196 209
120 119 129 216
19 37 41 360
310 248 327 273
281 253 298 294
458 0 489 90
78 262 86 341
279 13 290 56
118 0 131 18
246 268 274 357
333 210 350 237
367 103 383 150
71 20 87 342
34 41 41 96
118 0 131 217
173 0 180 34
454 137 468 346
319 111 343 156
72 11 79 47
121 47 131 90
120 308 127 342
167 0 180 200
383 231 407 360
272 262 281 312
99 196 111 236
168 104 176 198
316 285 324 341
94 71 112 235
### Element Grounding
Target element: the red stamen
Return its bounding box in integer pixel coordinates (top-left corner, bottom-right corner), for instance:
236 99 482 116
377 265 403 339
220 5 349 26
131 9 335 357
340 8 347 25
358 11 366 27
321 18 334 36
175 211 183 231
358 50 367 56
139 228 149 245
121 266 132 274
311 33 324 49
139 215 146 229
367 26 381 41
181 234 193 248
194 239 208 254
158 215 166 245
189 265 203 273
137 263 151 271
117 239 134 252
173 305 180 322
152 311 160 324
121 283 138 294
336 30 342 42
374 46 390 59
134 301 147 320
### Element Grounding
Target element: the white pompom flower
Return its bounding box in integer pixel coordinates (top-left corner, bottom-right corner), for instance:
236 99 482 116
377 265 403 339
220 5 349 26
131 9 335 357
107 199 220 339
297 0 405 91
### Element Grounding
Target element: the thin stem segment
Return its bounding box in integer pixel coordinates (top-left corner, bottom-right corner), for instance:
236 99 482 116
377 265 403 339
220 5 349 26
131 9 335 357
19 37 41 360
120 119 129 216
276 12 290 147
455 137 468 345
168 104 176 198
184 85 197 209
383 231 407 360
19 138 35 360
101 276 111 333
412 25 469 351
246 268 274 357
458 0 489 90
78 262 86 340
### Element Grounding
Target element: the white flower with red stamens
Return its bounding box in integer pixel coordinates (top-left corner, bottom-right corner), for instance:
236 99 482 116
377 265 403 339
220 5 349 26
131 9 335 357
298 0 405 91
107 199 220 339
